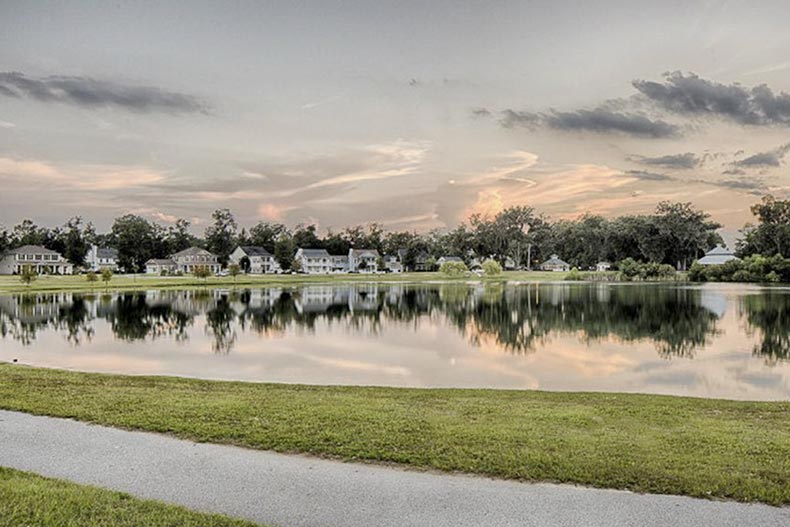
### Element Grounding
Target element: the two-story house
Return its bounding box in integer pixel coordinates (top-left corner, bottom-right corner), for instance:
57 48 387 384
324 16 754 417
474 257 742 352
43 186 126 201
294 248 331 274
0 245 74 275
348 248 380 273
229 246 280 274
85 244 119 272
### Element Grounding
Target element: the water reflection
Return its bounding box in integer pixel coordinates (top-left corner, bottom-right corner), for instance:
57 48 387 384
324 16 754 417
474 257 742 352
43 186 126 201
1 284 789 399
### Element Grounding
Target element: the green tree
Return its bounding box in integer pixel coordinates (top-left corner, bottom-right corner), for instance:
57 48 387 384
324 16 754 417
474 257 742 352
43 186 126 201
440 261 468 276
290 258 303 273
482 258 503 276
101 268 113 288
111 215 162 273
19 265 37 286
86 271 98 284
204 209 238 266
193 265 212 280
249 222 287 253
274 235 295 271
165 218 196 255
738 196 790 257
60 216 95 267
228 263 241 282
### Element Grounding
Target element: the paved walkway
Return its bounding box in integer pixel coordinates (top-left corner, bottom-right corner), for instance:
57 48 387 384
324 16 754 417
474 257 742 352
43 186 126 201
0 410 787 527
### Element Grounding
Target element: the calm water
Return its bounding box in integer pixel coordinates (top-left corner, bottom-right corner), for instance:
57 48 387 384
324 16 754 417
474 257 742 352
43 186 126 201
1 283 789 400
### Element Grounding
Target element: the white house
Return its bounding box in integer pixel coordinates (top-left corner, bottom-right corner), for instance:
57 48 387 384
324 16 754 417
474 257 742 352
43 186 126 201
145 258 177 275
0 245 74 275
171 247 221 274
330 254 349 273
596 261 612 272
295 248 332 274
85 244 119 272
697 245 740 266
383 254 403 273
348 248 380 273
437 256 464 267
145 247 220 275
540 255 571 272
229 246 279 274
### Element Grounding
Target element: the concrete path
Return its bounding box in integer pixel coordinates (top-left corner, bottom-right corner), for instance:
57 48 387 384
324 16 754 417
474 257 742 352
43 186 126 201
0 410 787 527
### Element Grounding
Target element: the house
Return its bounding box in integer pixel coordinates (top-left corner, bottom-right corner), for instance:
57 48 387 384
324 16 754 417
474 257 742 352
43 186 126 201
330 254 349 273
383 254 403 273
295 248 332 274
596 261 612 272
349 248 380 273
229 246 279 274
85 244 119 272
171 247 221 274
437 256 464 266
0 245 74 275
145 258 177 275
697 245 741 266
540 254 570 272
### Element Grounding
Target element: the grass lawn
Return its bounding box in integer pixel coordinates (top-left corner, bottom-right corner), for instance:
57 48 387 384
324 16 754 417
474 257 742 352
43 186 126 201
0 466 262 527
0 270 570 294
1 365 789 505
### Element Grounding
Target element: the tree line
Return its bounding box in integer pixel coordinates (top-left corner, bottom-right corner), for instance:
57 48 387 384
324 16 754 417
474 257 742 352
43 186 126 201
1 197 786 273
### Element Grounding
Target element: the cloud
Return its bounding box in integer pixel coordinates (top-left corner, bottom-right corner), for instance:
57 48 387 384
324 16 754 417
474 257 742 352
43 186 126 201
501 108 679 138
0 156 167 190
633 71 790 126
0 71 208 114
624 170 673 181
732 143 790 168
470 107 492 119
630 152 700 169
0 119 15 129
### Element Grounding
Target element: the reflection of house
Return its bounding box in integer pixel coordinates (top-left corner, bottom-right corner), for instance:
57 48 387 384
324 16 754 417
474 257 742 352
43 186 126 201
229 246 279 274
349 248 380 273
540 255 570 272
0 293 75 323
85 245 118 272
295 248 331 274
348 285 379 311
697 245 740 266
0 245 74 275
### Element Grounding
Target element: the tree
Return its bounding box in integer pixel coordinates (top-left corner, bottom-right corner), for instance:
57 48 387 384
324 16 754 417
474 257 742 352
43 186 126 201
111 215 162 273
101 268 113 288
204 209 238 266
274 235 295 271
249 222 287 253
292 224 321 249
19 265 37 286
228 263 241 282
60 216 94 267
11 219 47 248
290 258 303 273
440 261 468 276
193 265 212 280
86 271 98 283
165 219 196 255
482 258 503 276
738 196 790 257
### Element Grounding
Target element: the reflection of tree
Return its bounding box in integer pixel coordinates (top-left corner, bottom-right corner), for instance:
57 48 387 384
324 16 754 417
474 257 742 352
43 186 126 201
741 292 790 363
0 284 733 360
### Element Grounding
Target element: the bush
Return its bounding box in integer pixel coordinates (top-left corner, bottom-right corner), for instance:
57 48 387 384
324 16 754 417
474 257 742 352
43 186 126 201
440 261 469 276
86 271 98 283
617 259 677 281
481 259 502 276
101 268 113 285
565 268 584 281
687 254 790 283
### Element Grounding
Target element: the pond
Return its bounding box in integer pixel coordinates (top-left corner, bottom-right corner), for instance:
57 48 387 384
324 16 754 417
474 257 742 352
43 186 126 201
1 282 789 400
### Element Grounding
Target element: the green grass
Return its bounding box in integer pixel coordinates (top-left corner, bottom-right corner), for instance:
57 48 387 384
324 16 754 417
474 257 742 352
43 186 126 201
0 270 568 294
0 466 263 527
1 365 789 505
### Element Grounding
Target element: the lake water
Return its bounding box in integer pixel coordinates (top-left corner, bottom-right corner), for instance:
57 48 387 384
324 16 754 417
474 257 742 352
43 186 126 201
1 282 789 400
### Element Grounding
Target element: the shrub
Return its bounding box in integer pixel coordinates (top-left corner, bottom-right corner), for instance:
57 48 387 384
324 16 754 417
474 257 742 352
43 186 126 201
19 265 37 286
565 268 584 281
86 271 98 283
101 268 113 286
481 259 502 276
440 261 469 276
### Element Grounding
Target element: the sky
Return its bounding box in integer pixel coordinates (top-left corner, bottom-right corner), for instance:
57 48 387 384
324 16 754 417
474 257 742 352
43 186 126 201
2 1 790 241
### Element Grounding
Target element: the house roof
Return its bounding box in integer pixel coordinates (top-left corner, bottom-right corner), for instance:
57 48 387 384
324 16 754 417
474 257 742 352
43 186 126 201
350 248 380 258
542 255 570 266
697 245 740 266
96 247 118 259
440 256 463 262
146 259 176 266
172 246 216 258
6 245 59 255
238 246 272 257
298 248 331 258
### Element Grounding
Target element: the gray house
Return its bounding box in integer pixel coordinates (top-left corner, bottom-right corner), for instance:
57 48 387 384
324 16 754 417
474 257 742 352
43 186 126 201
349 248 380 273
697 245 740 266
85 244 119 272
540 255 571 272
0 245 74 275
295 248 332 274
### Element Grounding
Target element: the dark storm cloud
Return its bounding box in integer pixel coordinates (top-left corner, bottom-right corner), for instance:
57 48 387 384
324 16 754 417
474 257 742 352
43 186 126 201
501 108 679 138
0 71 208 114
631 152 700 169
633 71 790 126
732 143 790 168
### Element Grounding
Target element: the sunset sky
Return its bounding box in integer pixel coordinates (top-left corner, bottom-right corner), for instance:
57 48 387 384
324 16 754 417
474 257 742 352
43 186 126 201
2 1 790 241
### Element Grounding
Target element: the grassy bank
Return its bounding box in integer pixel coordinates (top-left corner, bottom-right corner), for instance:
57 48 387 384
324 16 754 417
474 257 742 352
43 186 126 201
0 466 262 527
0 270 569 294
1 365 789 505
